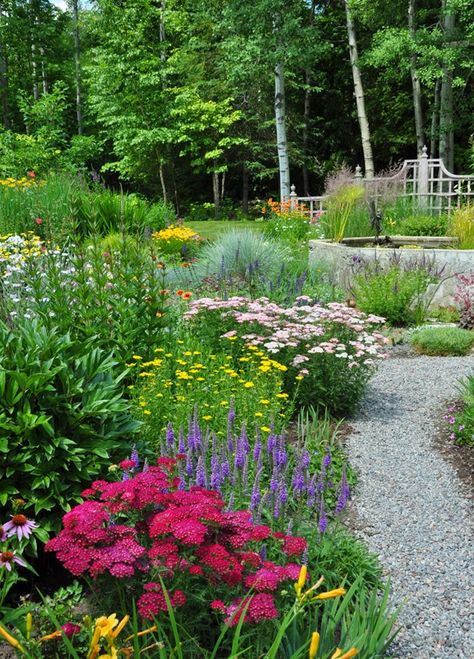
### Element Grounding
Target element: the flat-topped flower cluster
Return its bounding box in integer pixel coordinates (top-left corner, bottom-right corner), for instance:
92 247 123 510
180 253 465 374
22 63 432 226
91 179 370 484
46 458 308 627
184 296 388 414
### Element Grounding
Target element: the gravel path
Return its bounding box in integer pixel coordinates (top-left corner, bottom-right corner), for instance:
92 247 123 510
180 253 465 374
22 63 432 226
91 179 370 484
347 355 474 659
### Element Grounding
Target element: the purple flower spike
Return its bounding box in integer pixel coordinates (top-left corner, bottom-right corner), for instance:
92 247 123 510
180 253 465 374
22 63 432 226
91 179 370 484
185 449 194 477
228 399 236 425
166 422 175 448
323 452 332 469
279 482 288 505
239 424 249 454
292 467 305 495
270 467 279 493
178 428 186 454
196 456 207 487
253 434 262 462
130 446 139 469
318 500 328 533
267 433 277 455
301 449 310 469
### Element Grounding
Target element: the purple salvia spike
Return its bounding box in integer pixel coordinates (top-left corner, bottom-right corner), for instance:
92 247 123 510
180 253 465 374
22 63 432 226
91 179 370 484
273 495 281 519
292 467 305 496
221 456 231 480
279 481 288 505
142 458 149 473
185 449 194 477
234 437 245 470
307 475 316 507
178 428 186 454
267 433 277 455
318 499 328 533
130 445 139 469
239 423 249 454
122 470 130 481
166 422 175 448
242 455 249 494
259 544 267 561
196 456 207 488
301 449 310 469
270 466 279 493
228 399 236 425
253 433 262 463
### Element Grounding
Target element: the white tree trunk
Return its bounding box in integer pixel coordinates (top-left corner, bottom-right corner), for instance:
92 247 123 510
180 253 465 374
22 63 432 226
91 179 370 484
408 0 424 153
344 0 374 179
439 1 455 172
274 61 290 199
71 0 83 135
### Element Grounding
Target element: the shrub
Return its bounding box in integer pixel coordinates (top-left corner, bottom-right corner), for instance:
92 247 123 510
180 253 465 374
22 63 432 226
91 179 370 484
0 320 139 532
455 272 474 330
448 207 474 249
70 188 170 237
184 297 387 415
197 229 292 282
443 386 474 448
399 214 448 237
0 238 174 363
410 326 474 356
351 255 442 326
152 224 202 259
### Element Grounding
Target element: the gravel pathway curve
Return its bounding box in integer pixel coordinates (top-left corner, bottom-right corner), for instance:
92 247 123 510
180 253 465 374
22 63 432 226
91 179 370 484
347 355 474 659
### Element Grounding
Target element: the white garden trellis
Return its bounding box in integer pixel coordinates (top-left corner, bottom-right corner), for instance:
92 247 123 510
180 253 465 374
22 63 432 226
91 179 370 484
289 146 474 221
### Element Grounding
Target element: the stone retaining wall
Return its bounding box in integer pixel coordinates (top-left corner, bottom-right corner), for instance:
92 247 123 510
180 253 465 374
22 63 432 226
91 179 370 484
309 239 474 307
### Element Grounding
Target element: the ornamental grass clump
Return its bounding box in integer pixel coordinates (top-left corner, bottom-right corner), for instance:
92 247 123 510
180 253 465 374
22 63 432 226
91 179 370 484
184 296 387 415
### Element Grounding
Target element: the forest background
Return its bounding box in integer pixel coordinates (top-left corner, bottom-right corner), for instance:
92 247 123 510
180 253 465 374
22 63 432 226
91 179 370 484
0 0 473 215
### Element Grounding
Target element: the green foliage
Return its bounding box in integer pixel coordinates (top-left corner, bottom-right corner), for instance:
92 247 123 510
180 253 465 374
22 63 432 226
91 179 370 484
448 207 474 249
0 238 174 364
0 320 139 533
70 188 170 237
453 376 474 447
263 210 321 246
352 261 438 326
311 527 381 591
0 174 78 237
399 214 449 237
410 326 474 356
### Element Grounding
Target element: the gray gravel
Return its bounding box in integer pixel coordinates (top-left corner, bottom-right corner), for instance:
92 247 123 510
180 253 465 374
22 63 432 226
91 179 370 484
347 355 474 659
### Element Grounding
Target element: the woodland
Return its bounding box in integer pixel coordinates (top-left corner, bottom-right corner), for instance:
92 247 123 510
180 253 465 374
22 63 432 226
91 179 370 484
0 0 473 211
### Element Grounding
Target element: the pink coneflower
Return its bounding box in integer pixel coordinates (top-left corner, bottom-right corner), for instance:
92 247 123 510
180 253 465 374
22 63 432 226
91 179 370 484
0 525 6 541
3 514 38 540
0 551 27 572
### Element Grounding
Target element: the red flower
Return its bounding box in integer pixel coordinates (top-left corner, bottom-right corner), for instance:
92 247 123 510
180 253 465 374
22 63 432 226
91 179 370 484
119 459 135 470
282 536 307 557
35 217 43 225
210 599 226 613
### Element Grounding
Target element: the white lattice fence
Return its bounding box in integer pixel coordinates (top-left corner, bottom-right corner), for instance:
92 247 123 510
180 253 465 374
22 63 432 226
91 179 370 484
289 147 474 219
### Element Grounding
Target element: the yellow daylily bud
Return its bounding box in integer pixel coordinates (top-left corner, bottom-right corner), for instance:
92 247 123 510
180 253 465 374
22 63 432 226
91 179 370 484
297 565 307 592
0 625 25 654
25 613 33 640
330 650 342 659
315 588 346 600
124 624 158 642
111 615 129 639
89 645 100 659
309 631 320 658
337 649 358 659
40 630 63 641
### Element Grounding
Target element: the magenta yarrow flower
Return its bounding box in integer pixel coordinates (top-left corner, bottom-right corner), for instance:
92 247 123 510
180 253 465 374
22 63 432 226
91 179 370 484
3 514 38 540
0 550 27 572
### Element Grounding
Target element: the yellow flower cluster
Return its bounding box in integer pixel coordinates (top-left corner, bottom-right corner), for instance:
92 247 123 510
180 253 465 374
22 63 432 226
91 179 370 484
0 176 40 189
0 232 43 264
152 225 200 244
132 344 291 443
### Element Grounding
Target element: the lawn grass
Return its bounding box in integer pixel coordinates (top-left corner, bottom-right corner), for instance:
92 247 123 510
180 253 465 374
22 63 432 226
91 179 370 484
185 220 263 241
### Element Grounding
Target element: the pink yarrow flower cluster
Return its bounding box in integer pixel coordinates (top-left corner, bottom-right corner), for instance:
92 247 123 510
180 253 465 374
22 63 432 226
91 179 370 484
184 296 388 376
46 459 308 626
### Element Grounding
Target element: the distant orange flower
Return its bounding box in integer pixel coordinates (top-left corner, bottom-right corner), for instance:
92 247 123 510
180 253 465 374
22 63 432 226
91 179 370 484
182 291 192 300
176 290 184 297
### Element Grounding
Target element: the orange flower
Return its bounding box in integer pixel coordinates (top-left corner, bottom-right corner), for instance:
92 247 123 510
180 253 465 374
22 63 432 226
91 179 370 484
182 291 192 300
159 289 169 295
176 290 184 297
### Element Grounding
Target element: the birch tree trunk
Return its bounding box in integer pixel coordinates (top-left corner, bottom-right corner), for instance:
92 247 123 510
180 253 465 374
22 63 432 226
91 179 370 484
71 0 83 134
344 0 374 179
212 168 220 217
430 78 441 158
408 0 424 153
0 28 9 128
30 0 39 100
274 61 290 200
439 1 455 172
302 0 316 197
